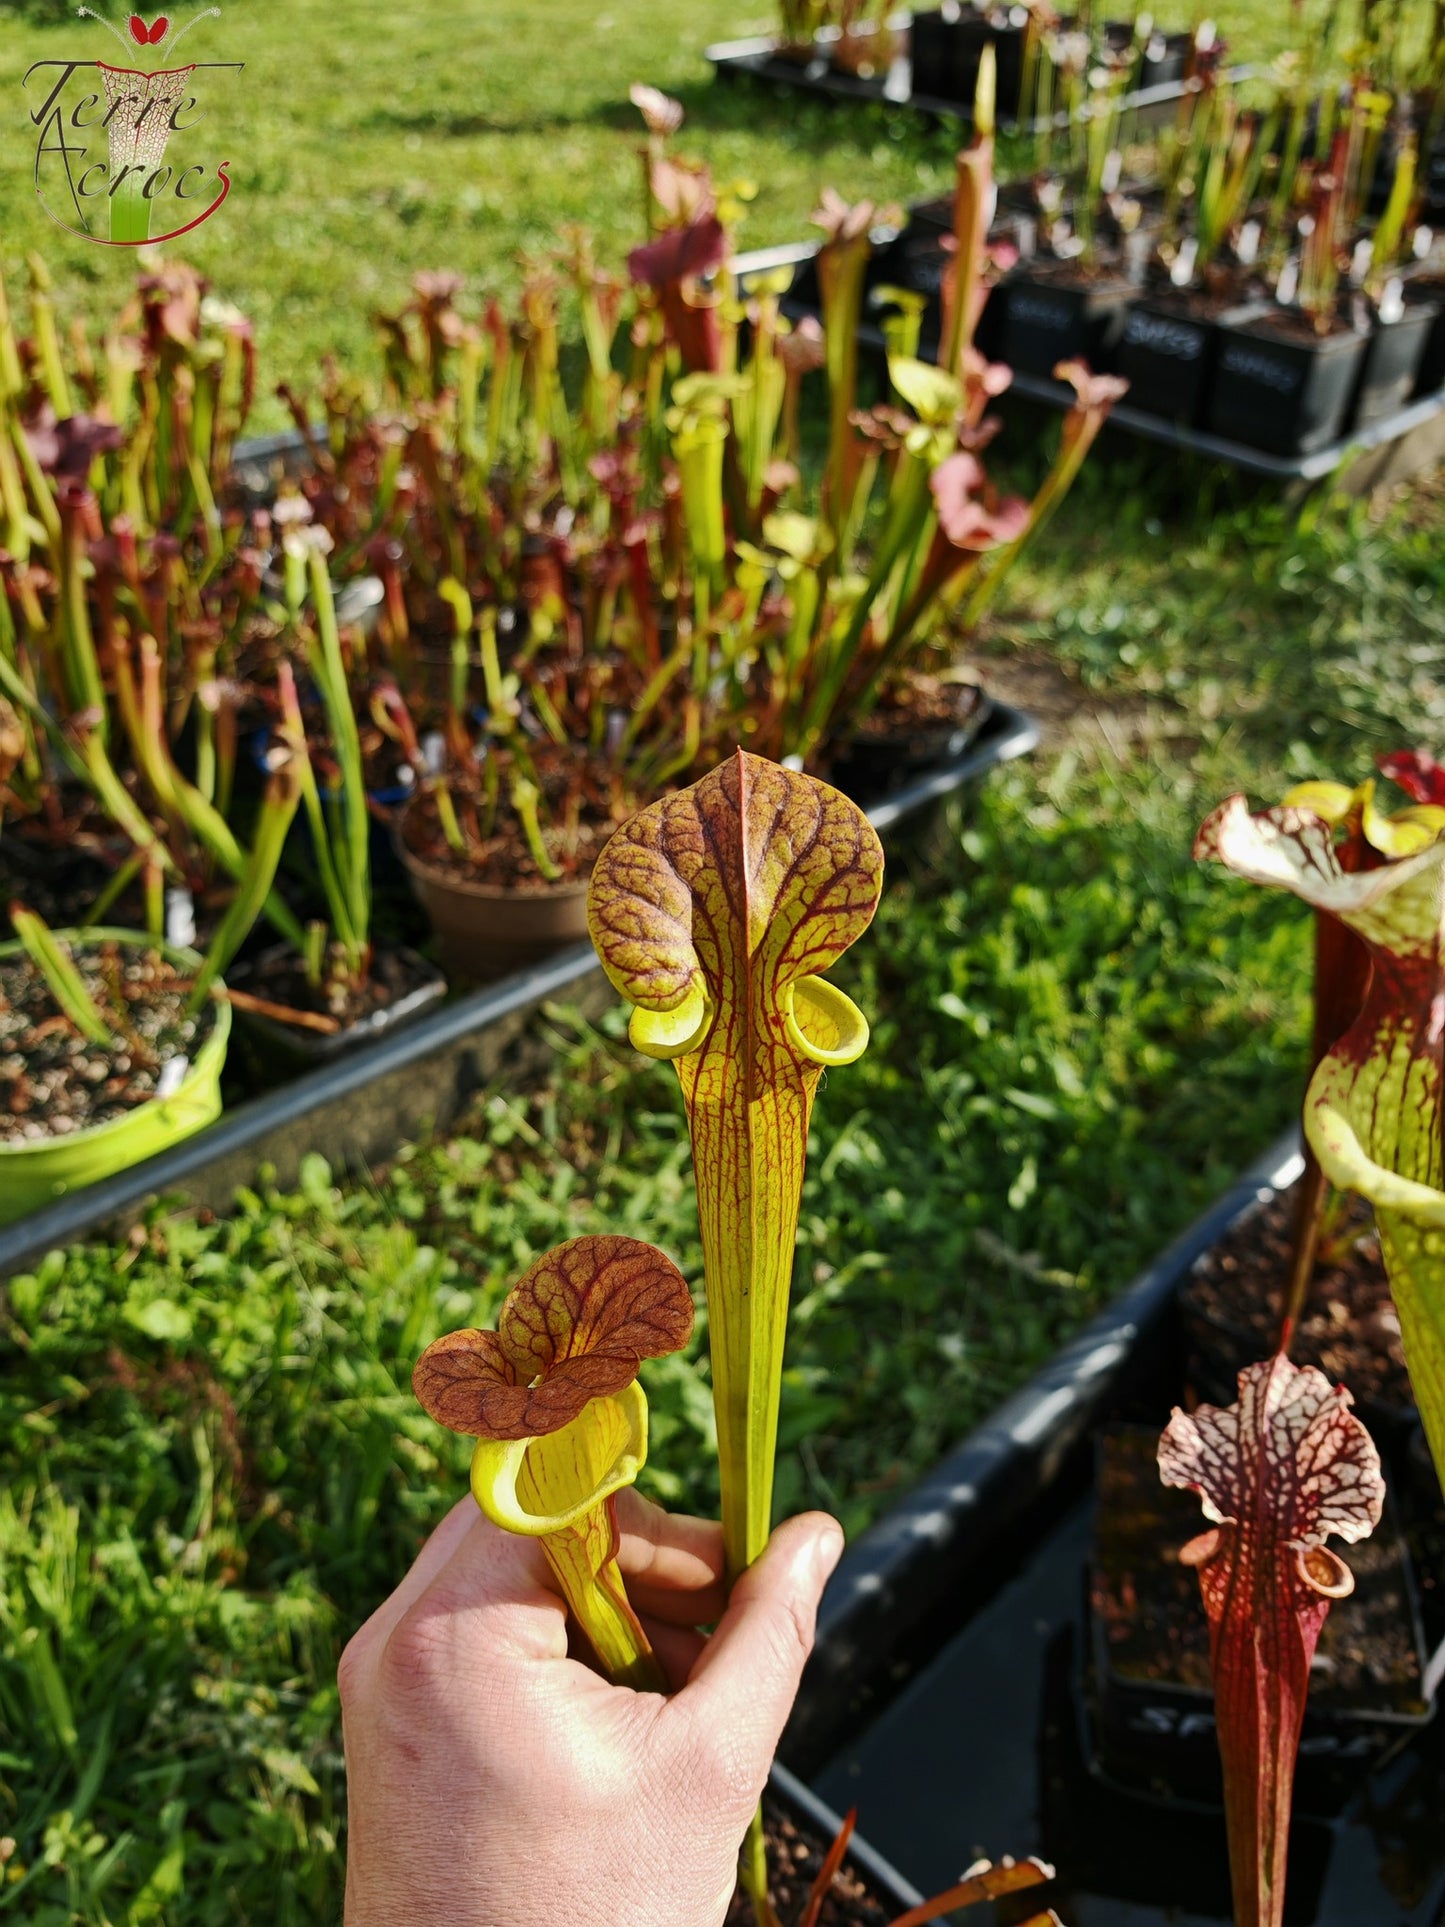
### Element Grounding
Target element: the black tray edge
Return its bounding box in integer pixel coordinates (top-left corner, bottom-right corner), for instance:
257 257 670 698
770 1759 928 1911
704 35 1237 132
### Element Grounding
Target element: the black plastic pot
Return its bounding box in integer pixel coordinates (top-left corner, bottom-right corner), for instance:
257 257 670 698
996 265 1135 378
1408 277 1445 396
826 684 992 800
228 944 447 1080
1136 26 1190 87
0 701 1040 1270
1181 1281 1422 1469
1207 309 1369 455
1086 1427 1434 1820
909 7 1027 114
0 830 132 938
1175 1181 1423 1467
1116 294 1227 425
865 196 1023 361
767 1761 924 1915
1352 302 1441 428
785 1132 1445 1921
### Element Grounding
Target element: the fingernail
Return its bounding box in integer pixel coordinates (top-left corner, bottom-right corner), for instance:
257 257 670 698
810 1522 845 1589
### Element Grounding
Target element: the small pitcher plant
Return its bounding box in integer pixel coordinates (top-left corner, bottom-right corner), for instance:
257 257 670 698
1159 1353 1384 1927
587 749 881 1921
413 1235 694 1691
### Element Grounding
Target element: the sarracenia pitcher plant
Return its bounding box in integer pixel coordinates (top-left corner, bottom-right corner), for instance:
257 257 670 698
413 1235 694 1691
1159 1353 1384 1927
1204 770 1444 1346
587 751 884 1582
1195 779 1445 1489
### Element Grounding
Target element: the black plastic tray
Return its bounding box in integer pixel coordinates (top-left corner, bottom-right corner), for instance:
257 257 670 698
731 238 1445 486
784 1130 1308 1771
0 701 1040 1278
706 31 1230 134
770 1760 926 1915
782 1130 1445 1922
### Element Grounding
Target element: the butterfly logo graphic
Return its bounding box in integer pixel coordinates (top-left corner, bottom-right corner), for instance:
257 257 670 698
75 6 219 61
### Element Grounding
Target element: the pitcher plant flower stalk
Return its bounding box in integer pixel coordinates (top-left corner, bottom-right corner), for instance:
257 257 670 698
1195 785 1445 1488
1159 1353 1384 1927
413 1236 695 1692
588 751 883 1579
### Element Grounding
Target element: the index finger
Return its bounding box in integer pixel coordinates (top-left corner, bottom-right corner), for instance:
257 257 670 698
614 1489 728 1627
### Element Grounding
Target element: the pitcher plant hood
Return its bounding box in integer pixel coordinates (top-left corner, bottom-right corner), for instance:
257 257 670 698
586 749 883 1574
1195 788 1445 1490
1160 1352 1383 1927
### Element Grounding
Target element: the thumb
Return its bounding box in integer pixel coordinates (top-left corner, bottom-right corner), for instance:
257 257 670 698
663 1512 843 1804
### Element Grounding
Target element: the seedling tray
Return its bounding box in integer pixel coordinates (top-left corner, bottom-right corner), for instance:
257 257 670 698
0 701 1040 1278
782 1132 1445 1923
731 238 1445 487
706 32 1229 134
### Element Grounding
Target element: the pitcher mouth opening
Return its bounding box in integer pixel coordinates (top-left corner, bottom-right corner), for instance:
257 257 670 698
469 1382 649 1536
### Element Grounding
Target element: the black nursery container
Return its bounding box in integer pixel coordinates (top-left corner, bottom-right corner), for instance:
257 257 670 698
228 945 447 1083
997 264 1134 377
873 194 1026 360
1116 295 1222 424
767 1763 924 1916
1405 277 1445 397
828 685 992 801
909 4 1027 115
1136 26 1190 87
1207 309 1368 456
1352 301 1441 427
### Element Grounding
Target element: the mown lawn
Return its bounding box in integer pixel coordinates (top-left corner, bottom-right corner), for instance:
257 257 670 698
0 0 1363 418
2 0 1445 1919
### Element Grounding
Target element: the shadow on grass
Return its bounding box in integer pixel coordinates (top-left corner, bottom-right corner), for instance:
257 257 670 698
356 68 957 164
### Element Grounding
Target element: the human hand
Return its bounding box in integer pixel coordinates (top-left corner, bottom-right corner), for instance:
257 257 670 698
339 1489 844 1927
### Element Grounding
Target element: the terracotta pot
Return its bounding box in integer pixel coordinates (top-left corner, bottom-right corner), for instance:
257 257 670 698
396 811 592 985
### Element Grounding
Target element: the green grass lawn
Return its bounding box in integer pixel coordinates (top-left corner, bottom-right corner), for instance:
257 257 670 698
0 0 1372 421
3 0 1445 1918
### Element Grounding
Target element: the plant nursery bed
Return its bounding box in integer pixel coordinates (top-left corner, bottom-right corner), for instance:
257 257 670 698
734 238 1445 491
705 32 1221 134
781 1131 1445 1924
0 701 1039 1276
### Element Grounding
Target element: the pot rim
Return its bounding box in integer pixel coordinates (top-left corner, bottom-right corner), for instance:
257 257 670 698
393 796 595 904
0 926 231 1160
